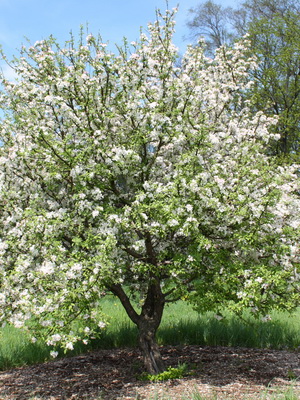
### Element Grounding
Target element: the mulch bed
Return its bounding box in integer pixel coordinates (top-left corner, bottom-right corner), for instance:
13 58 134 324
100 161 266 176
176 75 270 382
1 345 300 399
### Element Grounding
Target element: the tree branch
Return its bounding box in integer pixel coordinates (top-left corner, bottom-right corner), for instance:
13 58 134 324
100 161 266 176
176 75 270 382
109 284 140 325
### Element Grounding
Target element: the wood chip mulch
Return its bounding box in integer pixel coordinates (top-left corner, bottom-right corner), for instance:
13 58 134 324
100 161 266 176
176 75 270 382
1 345 300 399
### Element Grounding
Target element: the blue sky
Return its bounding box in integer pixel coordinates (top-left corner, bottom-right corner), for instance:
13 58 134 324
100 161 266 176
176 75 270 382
0 0 239 78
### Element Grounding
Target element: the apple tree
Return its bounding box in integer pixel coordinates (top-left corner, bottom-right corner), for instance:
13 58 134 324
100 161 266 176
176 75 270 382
0 9 299 373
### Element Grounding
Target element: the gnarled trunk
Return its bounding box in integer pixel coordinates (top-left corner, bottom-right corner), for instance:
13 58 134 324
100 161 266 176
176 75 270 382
110 279 166 374
138 314 165 374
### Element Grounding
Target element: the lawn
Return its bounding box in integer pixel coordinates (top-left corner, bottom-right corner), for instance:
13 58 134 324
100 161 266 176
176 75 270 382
1 297 300 371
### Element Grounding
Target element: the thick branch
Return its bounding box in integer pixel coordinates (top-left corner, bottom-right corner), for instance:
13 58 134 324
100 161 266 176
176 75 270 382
109 284 140 325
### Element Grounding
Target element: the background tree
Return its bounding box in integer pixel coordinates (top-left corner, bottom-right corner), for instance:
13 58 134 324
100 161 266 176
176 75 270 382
186 0 235 55
247 8 300 159
186 0 300 162
0 10 299 374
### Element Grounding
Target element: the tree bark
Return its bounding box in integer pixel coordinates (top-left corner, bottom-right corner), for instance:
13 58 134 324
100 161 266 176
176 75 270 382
138 318 165 374
109 279 166 374
137 278 166 374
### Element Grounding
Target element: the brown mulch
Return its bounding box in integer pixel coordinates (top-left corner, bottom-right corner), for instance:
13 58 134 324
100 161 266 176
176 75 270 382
1 345 300 399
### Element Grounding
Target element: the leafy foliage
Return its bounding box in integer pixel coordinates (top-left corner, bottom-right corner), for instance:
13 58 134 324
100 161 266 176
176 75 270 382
139 363 189 382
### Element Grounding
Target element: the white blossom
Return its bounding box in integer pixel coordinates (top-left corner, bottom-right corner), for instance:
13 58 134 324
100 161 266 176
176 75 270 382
39 261 55 275
65 342 74 350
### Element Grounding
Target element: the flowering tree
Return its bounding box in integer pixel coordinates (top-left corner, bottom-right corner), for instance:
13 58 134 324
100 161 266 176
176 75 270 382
0 9 299 374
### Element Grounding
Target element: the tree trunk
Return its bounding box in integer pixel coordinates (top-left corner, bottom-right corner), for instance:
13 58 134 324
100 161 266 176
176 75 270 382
138 317 165 374
137 278 166 374
109 279 166 374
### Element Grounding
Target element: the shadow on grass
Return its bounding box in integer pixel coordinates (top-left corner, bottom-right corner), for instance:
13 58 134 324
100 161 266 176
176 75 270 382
157 316 300 349
0 325 50 370
79 313 300 355
1 311 300 370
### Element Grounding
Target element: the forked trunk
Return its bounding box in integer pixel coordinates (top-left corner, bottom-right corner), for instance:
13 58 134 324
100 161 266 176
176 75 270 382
110 280 166 374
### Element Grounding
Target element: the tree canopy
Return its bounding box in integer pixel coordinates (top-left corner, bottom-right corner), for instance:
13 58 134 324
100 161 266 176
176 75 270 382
0 9 299 373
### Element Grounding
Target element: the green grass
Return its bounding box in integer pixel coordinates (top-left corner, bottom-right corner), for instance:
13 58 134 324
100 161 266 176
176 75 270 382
1 297 300 371
157 303 300 349
96 298 300 350
0 324 51 370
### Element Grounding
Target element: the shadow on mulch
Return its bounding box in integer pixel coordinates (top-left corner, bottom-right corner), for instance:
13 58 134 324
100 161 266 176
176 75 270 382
1 345 300 400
